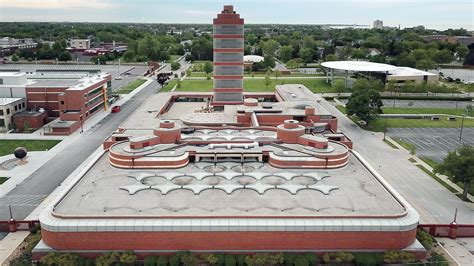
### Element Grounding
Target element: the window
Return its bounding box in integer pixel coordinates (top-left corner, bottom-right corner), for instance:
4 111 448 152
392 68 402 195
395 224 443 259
0 110 3 115
0 78 3 85
14 105 18 111
22 102 25 108
6 108 10 115
0 119 4 127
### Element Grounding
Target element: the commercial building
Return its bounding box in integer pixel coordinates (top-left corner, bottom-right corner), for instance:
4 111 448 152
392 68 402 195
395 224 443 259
373 20 383 29
69 39 91 50
212 5 245 106
422 35 474 46
321 61 438 86
0 71 112 134
36 6 420 258
0 98 26 131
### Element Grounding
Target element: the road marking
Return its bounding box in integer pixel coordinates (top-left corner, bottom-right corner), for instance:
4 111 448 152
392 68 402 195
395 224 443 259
0 195 47 207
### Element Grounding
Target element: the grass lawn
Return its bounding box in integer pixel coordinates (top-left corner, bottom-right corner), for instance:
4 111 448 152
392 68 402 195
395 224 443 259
393 138 416 151
173 78 333 93
159 80 178 92
192 60 212 65
369 116 474 132
383 107 469 116
420 157 439 168
336 105 346 114
116 78 147 94
0 140 61 157
188 72 207 77
383 139 399 149
0 177 8 184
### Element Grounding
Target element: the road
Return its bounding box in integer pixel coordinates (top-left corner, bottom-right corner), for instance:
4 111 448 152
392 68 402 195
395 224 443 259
319 99 473 224
0 80 159 220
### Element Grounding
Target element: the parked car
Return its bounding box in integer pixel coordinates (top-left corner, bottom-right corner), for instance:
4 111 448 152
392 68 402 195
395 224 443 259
111 106 121 113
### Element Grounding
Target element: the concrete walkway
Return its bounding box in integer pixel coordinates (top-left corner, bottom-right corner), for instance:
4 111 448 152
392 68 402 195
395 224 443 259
0 231 29 265
437 238 474 266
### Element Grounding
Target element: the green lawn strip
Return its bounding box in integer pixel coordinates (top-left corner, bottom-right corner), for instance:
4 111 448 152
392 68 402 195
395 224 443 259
188 72 207 77
0 140 61 157
192 60 212 64
335 105 346 114
408 158 416 162
416 165 459 194
383 139 399 149
116 78 147 94
382 107 467 116
420 157 439 168
178 79 213 92
369 116 474 132
159 80 178 92
393 138 416 151
0 176 8 184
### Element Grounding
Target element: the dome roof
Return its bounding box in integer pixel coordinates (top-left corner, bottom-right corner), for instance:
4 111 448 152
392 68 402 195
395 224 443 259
244 55 264 63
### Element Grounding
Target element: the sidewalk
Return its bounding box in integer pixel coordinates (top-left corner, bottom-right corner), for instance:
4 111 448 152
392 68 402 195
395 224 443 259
437 237 474 266
0 231 30 265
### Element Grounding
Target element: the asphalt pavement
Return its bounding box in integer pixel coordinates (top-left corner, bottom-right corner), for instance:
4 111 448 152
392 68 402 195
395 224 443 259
0 80 159 220
318 99 473 224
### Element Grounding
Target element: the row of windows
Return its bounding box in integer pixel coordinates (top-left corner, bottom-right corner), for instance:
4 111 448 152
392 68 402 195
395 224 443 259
85 86 104 98
214 79 243 88
214 52 243 62
0 102 25 116
213 25 244 35
214 65 243 76
85 95 103 107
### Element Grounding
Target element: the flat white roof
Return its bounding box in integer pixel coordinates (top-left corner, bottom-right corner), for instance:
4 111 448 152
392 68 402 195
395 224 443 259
0 97 23 106
389 67 437 77
321 61 397 72
244 55 264 63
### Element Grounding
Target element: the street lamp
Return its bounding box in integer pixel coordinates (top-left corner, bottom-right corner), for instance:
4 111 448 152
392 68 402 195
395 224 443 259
459 114 466 142
118 58 121 76
97 58 100 66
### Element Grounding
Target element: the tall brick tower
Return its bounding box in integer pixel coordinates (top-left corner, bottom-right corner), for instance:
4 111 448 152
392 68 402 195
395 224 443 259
212 5 244 106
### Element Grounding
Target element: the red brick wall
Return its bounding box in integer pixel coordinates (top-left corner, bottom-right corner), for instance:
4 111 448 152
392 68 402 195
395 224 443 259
41 229 416 251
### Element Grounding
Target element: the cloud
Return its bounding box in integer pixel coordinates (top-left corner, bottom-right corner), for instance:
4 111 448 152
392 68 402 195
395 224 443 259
0 0 113 9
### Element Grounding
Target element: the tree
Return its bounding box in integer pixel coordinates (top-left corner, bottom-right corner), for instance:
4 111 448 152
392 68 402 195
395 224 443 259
434 145 474 199
260 39 279 57
464 43 474 66
410 145 417 158
171 61 181 71
455 45 469 61
144 256 157 266
123 50 135 62
279 45 293 62
346 89 383 126
433 49 454 66
274 70 281 80
203 61 213 74
265 71 272 88
332 79 346 95
11 54 19 62
324 54 338 61
299 47 314 63
58 51 72 62
416 58 436 71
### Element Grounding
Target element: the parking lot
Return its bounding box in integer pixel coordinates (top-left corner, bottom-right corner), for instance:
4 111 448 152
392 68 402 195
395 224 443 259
388 127 474 162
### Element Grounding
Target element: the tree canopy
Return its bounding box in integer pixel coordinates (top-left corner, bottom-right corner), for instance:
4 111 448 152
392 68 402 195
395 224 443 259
346 89 383 126
434 145 474 199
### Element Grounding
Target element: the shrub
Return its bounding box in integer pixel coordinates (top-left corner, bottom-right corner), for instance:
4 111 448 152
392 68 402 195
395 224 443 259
322 252 355 264
95 252 119 266
169 254 181 266
119 250 137 264
224 254 237 266
428 251 448 266
354 253 383 266
180 251 197 266
417 228 434 249
383 250 416 264
201 254 218 265
295 255 309 266
171 61 181 71
303 253 317 265
216 254 225 266
284 253 297 266
144 256 157 266
157 256 169 266
236 254 246 266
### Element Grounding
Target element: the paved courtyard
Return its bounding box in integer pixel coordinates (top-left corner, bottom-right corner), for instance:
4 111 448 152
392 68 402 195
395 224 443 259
388 127 474 162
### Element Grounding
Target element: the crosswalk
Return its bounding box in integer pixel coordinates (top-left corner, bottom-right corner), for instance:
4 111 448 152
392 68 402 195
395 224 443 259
0 195 47 207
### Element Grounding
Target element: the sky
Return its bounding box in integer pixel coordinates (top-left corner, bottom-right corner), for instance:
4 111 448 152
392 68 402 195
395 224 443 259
0 0 473 30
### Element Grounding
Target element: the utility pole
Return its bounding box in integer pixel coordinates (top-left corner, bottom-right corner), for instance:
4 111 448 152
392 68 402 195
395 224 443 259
459 114 465 141
383 116 388 140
